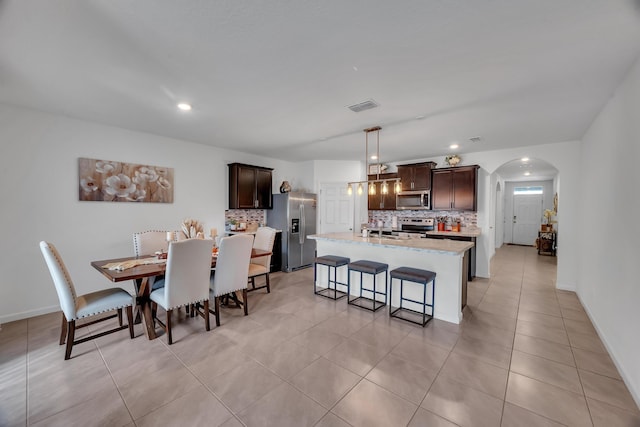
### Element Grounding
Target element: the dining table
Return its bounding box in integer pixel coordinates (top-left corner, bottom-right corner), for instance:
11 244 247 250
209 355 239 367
91 248 272 340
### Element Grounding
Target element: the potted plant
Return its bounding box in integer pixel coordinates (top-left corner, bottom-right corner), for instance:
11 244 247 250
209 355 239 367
542 209 556 231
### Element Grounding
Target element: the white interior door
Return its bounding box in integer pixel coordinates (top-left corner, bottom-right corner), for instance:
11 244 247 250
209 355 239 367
512 194 542 245
319 183 354 233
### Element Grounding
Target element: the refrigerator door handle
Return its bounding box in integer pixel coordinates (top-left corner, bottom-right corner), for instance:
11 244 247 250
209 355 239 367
299 203 305 245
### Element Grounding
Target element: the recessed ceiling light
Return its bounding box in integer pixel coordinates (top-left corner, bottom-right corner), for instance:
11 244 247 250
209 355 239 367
521 157 529 162
524 171 531 176
370 155 378 160
450 144 459 149
177 103 192 111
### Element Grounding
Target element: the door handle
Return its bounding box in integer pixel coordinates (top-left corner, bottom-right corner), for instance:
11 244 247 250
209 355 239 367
299 204 305 245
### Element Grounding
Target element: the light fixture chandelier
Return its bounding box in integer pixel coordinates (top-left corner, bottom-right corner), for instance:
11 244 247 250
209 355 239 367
347 126 401 196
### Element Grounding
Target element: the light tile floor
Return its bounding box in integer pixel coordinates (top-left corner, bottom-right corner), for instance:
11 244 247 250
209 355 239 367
1 245 639 426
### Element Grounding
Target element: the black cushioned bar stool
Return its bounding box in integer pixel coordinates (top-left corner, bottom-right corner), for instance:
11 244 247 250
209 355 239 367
347 260 388 312
314 255 350 300
389 267 436 326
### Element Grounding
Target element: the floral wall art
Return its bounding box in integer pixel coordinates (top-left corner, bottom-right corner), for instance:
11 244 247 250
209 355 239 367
78 158 174 203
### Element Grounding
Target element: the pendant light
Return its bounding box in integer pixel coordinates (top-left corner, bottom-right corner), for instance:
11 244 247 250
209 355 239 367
347 126 400 196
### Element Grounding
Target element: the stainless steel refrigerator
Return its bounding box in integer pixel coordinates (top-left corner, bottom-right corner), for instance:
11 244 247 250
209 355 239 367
267 192 316 272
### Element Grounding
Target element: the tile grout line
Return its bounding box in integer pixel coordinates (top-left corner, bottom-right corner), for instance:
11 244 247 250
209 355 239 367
94 336 137 426
498 247 526 427
158 324 249 427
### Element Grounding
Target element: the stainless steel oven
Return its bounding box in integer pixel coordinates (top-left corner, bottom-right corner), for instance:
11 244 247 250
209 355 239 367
399 217 435 232
396 190 430 210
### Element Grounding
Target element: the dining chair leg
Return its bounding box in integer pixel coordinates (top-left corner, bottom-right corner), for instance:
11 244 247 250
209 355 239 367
64 320 75 360
242 289 248 316
204 300 211 331
166 309 173 345
117 308 123 326
214 296 221 327
265 273 271 293
126 306 134 339
251 277 256 290
151 302 157 327
59 313 67 345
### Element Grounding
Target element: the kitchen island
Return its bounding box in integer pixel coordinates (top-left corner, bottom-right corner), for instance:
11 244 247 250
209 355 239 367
309 232 474 324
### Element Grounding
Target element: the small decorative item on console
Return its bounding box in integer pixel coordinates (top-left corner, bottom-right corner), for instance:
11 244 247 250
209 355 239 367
542 209 556 232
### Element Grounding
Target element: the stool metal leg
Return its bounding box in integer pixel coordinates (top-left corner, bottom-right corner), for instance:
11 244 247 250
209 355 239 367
423 277 427 326
389 276 435 327
316 263 348 300
348 269 387 312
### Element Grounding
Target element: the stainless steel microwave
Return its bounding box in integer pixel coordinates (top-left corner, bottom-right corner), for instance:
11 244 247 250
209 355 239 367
396 190 430 210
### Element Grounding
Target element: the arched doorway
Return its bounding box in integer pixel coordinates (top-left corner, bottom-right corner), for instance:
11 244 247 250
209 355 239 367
493 158 558 246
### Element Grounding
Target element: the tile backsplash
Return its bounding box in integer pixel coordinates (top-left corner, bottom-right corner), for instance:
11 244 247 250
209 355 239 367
368 210 478 228
225 209 265 230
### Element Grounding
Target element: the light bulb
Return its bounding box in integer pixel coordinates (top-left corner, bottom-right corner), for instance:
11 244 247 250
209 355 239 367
381 181 389 194
394 180 401 193
368 183 376 195
357 183 363 195
347 184 353 196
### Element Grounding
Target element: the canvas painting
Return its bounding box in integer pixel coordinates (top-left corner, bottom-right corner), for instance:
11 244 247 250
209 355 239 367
78 158 174 203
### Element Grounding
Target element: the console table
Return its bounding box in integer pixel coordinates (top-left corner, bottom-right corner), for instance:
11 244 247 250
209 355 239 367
538 231 556 256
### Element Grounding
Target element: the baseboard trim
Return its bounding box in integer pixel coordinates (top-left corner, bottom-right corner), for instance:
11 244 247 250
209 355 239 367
0 305 59 325
578 294 640 410
555 282 576 292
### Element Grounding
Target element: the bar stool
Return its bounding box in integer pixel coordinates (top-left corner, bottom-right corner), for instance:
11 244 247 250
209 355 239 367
389 267 436 326
347 260 388 312
314 255 350 300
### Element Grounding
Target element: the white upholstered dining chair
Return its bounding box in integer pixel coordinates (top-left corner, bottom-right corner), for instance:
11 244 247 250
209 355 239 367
133 230 176 291
132 230 172 257
209 234 253 326
149 238 214 344
39 241 135 360
247 226 276 293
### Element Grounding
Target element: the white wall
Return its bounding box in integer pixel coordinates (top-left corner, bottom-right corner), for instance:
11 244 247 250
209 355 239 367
0 104 300 323
494 177 505 249
578 56 640 405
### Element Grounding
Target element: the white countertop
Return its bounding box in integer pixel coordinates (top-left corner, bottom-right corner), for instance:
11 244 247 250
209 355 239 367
426 229 481 238
309 232 474 255
365 227 481 238
227 229 282 235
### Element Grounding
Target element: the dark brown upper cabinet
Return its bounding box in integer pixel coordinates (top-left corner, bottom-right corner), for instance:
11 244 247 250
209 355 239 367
367 173 398 210
431 165 479 211
228 163 273 209
397 162 436 191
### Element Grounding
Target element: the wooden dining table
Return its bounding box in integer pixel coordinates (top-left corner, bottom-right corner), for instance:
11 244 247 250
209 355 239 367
91 248 272 340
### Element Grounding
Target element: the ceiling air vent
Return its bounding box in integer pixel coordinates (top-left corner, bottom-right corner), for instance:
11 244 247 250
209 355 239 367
469 136 482 143
348 99 379 113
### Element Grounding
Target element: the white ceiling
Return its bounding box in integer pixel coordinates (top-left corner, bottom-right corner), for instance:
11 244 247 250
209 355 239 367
1 1 640 166
495 158 558 181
